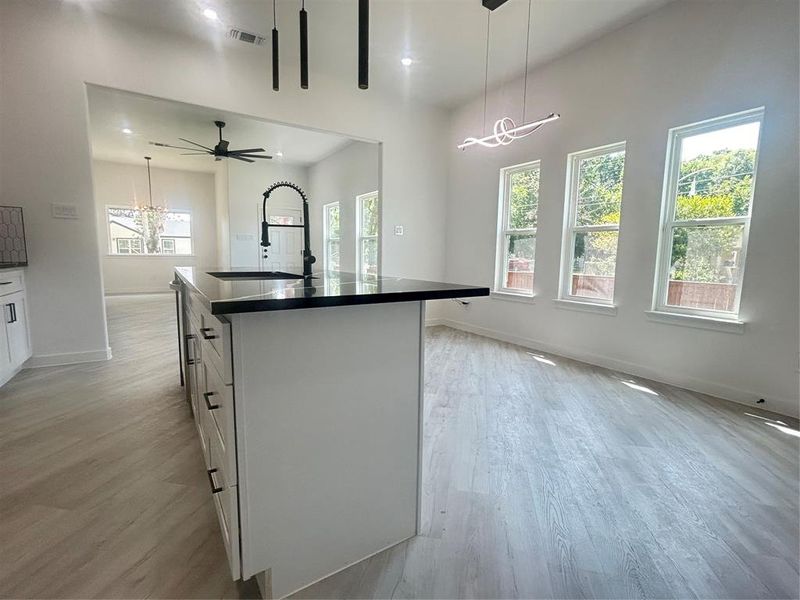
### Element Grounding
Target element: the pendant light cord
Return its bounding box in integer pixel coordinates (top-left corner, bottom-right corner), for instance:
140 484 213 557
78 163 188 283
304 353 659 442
482 11 490 137
522 0 532 123
273 0 277 27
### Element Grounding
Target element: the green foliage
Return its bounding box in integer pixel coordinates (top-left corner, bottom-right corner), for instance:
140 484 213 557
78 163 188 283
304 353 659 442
677 149 755 216
327 205 340 239
570 151 624 277
669 148 755 282
360 195 379 237
508 168 539 229
575 151 624 226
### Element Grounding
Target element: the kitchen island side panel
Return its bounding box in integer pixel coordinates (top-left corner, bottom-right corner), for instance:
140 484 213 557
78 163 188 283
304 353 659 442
233 301 423 598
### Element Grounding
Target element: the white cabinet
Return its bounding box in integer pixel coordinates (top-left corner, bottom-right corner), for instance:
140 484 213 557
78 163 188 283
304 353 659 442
0 269 31 386
6 291 29 366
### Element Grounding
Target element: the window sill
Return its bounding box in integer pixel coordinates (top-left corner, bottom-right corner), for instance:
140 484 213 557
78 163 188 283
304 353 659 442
553 298 617 316
491 291 535 304
645 310 744 334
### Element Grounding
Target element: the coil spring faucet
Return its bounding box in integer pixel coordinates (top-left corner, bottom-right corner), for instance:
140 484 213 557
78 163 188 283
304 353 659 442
260 181 317 278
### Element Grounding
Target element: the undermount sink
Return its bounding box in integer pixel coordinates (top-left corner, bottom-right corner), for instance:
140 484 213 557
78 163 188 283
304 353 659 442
207 270 306 281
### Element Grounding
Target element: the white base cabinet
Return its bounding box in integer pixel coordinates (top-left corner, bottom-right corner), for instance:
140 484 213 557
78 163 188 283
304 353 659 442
179 283 425 599
0 269 31 386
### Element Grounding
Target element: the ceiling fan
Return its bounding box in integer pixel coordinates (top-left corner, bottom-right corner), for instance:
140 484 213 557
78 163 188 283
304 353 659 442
149 121 272 163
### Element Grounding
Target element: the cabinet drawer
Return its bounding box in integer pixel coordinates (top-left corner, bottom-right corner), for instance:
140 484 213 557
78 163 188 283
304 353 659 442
199 312 232 384
201 357 236 483
208 431 240 580
0 271 23 297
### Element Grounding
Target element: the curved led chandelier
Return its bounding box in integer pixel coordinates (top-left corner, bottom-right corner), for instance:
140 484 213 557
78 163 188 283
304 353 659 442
459 0 560 150
458 113 560 149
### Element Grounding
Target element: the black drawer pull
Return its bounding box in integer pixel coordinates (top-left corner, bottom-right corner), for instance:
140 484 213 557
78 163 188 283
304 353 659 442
207 468 223 494
204 391 220 410
200 327 218 340
187 358 197 365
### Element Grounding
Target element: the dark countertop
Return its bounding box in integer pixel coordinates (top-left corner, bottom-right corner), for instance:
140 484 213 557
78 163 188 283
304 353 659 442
174 266 489 315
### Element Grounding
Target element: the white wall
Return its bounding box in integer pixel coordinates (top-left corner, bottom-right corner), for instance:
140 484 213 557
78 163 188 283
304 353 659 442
308 141 380 273
443 0 800 416
92 160 217 294
0 0 449 362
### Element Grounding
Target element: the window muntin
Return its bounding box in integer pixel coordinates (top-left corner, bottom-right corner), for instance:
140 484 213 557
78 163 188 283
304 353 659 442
654 109 763 318
356 192 379 277
559 143 626 303
495 161 540 295
107 207 193 256
323 202 340 272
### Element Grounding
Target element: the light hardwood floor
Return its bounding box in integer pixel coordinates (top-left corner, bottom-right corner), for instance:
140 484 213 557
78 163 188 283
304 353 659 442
1 294 798 599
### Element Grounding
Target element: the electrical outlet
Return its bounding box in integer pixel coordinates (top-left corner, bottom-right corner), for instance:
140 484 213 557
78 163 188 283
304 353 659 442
51 203 79 219
394 225 404 236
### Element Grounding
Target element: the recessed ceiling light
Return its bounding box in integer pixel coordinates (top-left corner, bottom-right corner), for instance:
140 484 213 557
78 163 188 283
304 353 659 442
400 57 413 67
275 151 284 158
122 128 133 135
203 8 218 20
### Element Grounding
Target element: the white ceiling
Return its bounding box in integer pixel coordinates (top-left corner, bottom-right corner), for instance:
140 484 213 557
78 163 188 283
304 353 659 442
87 86 355 172
85 0 673 108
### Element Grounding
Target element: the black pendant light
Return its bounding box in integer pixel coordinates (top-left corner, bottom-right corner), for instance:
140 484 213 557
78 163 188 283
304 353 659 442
358 0 369 89
299 0 309 89
272 0 280 91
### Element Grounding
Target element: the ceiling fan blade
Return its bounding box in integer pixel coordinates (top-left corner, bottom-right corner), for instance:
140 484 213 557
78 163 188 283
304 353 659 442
233 154 273 159
150 141 210 152
228 148 266 154
179 138 214 151
230 155 255 163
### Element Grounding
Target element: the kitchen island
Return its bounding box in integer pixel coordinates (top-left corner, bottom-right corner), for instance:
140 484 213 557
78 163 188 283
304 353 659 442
172 267 488 599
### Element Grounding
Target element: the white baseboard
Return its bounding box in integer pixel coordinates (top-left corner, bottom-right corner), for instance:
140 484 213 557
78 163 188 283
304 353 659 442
25 347 113 368
105 290 172 296
425 318 445 327
435 318 798 418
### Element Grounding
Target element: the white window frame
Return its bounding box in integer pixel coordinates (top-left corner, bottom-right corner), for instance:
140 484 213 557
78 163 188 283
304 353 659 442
494 160 540 297
558 141 626 305
356 191 380 277
115 238 142 255
652 107 764 320
160 238 176 254
322 201 340 272
105 205 194 256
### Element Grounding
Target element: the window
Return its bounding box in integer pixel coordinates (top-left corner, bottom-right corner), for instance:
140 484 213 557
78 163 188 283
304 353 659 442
115 238 142 255
356 192 379 277
495 161 540 295
559 143 626 303
160 238 176 254
653 108 763 319
106 207 193 256
323 202 340 272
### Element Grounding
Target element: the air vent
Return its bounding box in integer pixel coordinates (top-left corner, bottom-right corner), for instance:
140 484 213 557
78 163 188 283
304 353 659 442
229 28 266 46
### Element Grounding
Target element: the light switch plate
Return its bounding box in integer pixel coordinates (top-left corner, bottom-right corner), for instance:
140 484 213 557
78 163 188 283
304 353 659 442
51 203 79 219
394 225 404 236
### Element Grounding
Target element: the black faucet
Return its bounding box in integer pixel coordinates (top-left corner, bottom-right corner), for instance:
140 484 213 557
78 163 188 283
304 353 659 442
260 181 317 278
